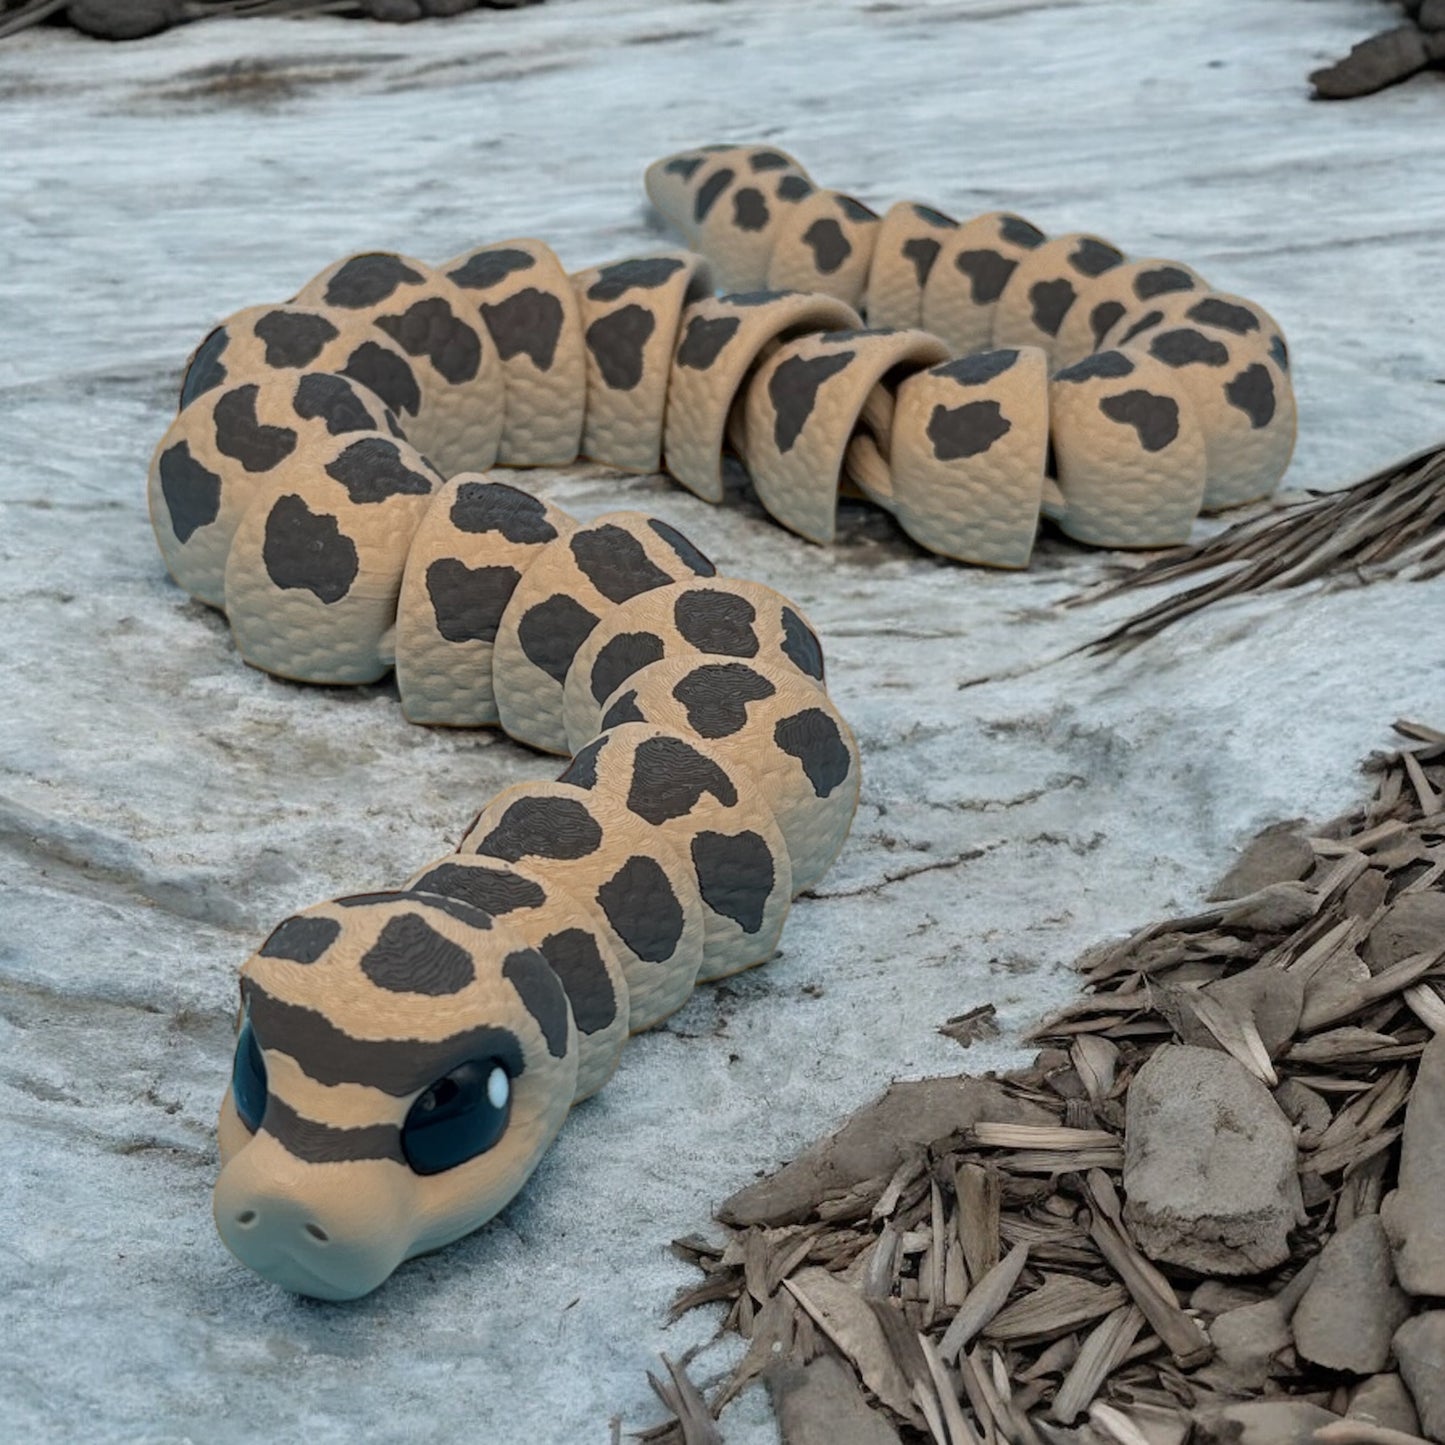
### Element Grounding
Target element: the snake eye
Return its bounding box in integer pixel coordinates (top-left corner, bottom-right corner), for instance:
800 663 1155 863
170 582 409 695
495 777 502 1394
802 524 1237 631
231 1015 268 1134
402 1059 512 1177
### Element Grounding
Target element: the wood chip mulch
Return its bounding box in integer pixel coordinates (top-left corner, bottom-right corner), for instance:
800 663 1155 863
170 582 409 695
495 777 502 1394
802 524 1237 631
1077 443 1445 654
648 719 1445 1445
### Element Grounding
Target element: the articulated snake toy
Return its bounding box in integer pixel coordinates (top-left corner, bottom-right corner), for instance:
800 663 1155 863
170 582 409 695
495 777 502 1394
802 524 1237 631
146 144 1294 1301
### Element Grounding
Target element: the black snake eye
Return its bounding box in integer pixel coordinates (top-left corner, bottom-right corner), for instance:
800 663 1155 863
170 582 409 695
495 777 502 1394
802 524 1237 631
402 1059 512 1177
231 1016 268 1134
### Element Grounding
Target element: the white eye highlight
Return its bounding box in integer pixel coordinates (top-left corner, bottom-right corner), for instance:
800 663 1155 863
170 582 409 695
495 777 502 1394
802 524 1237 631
487 1066 510 1111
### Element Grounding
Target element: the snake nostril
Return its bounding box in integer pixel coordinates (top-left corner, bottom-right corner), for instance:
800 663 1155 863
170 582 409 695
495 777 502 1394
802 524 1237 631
235 1210 257 1227
304 1223 329 1243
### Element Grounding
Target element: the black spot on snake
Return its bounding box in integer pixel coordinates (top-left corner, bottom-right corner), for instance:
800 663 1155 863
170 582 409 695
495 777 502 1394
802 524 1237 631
1056 351 1136 383
1149 328 1230 368
293 373 376 435
1269 335 1289 372
912 204 956 228
158 442 221 544
801 218 852 275
773 709 852 798
1028 278 1076 337
749 151 792 173
536 930 616 1034
664 156 702 180
475 795 603 863
323 253 425 309
375 298 481 385
324 436 434 504
935 350 1018 387
259 915 340 965
673 589 759 657
691 831 775 935
596 856 686 965
503 950 570 1058
626 736 738 824
360 913 477 996
1187 297 1260 335
342 342 421 417
769 350 854 453
694 169 734 224
776 174 814 202
1115 310 1164 347
1089 301 1127 350
589 632 666 705
571 524 677 603
733 188 769 232
1225 363 1277 428
600 688 646 730
558 734 610 790
671 663 776 738
588 257 687 303
586 306 655 391
262 494 358 603
676 314 740 371
517 593 600 685
447 248 537 291
262 1098 403 1166
1134 266 1196 300
213 385 297 473
450 481 557 544
928 400 1013 461
480 289 564 371
902 236 942 288
426 559 521 644
647 518 715 577
779 608 825 681
410 862 546 918
254 309 339 369
181 326 229 408
955 249 1016 305
998 215 1045 248
1099 390 1181 452
1069 238 1124 277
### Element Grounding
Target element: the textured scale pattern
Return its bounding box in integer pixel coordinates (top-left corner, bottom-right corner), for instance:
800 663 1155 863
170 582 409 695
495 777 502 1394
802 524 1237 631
149 143 1301 1303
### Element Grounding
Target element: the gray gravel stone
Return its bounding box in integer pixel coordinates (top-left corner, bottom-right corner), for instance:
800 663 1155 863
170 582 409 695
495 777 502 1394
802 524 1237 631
1348 1374 1422 1437
1195 1401 1339 1445
1381 1033 1445 1296
1293 1215 1412 1374
1123 1045 1303 1275
66 0 179 39
1394 1313 1445 1444
1365 891 1445 972
1311 25 1431 99
1208 823 1315 901
1209 1298 1293 1390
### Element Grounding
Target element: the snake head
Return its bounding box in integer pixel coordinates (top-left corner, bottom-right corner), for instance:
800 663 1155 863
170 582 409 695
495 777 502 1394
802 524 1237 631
213 890 577 1301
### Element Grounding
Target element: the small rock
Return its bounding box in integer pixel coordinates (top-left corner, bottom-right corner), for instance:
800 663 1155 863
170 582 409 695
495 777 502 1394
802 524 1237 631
1311 25 1431 100
1420 0 1445 30
1192 1280 1268 1315
1208 965 1305 1057
1365 891 1445 973
66 0 180 39
1381 1032 1445 1296
1209 1299 1293 1390
1393 1313 1445 1443
1293 1215 1412 1373
1208 823 1315 901
422 0 479 13
1123 1046 1303 1276
1222 882 1320 933
1349 1374 1422 1437
1194 1401 1338 1445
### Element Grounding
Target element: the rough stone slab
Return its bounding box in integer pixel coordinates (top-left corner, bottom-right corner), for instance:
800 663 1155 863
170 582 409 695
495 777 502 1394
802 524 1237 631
1195 1401 1339 1445
1381 1033 1445 1296
721 1078 1051 1227
1348 1374 1422 1438
1123 1045 1303 1275
1207 823 1314 901
766 1355 902 1445
1207 1299 1292 1391
1293 1215 1411 1374
1311 25 1431 99
1393 1313 1445 1444
1364 892 1445 973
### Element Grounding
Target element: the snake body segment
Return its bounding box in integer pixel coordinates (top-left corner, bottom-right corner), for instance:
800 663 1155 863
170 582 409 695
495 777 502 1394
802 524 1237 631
149 143 1300 1301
